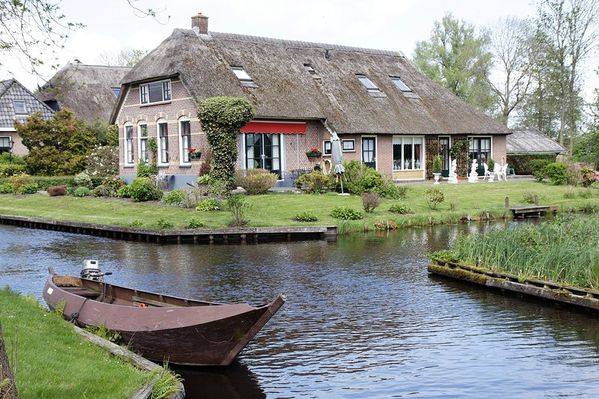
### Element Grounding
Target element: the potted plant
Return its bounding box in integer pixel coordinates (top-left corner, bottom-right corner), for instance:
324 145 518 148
432 155 442 184
188 147 202 160
306 147 322 158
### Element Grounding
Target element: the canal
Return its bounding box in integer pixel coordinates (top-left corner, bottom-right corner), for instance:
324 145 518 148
1 222 599 398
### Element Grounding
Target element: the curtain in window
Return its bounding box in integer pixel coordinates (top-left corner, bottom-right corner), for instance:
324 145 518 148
125 126 134 164
180 121 191 163
158 123 169 163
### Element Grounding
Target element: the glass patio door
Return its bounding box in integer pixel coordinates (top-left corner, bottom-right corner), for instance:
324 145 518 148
245 133 281 177
362 137 376 169
469 137 491 176
439 136 450 177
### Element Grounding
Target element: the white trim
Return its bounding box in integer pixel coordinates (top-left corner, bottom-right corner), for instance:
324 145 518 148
178 117 191 166
123 122 135 167
0 128 16 132
156 119 169 166
139 79 172 105
279 135 286 181
341 139 355 152
323 139 332 155
361 135 378 170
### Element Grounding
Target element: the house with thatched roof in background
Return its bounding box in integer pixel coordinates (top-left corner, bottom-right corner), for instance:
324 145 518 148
111 13 511 188
0 79 55 156
37 62 131 124
506 127 566 175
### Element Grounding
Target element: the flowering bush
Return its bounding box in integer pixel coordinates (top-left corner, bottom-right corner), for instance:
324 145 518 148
84 146 119 178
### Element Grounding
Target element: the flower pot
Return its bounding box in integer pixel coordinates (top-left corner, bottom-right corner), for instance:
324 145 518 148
190 151 202 161
433 173 441 185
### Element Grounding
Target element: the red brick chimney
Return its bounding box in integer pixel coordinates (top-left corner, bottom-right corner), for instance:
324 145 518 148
191 12 208 34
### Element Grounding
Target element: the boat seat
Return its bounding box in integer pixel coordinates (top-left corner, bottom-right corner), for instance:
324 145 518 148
131 295 181 307
63 287 100 298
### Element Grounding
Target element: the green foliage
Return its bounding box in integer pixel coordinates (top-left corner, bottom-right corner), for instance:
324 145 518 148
530 159 551 182
9 174 35 193
92 176 127 197
296 171 332 193
186 217 205 229
432 155 442 174
84 146 119 178
155 218 174 229
235 169 278 195
129 177 162 202
198 96 255 191
226 194 250 226
149 366 182 399
294 211 318 222
16 109 96 175
362 192 381 213
87 120 118 146
424 188 445 209
116 185 131 198
544 162 568 185
85 323 121 344
0 152 25 165
579 167 596 188
522 191 539 204
487 158 495 173
330 206 363 220
73 186 91 197
449 140 470 176
507 154 556 175
0 163 26 177
388 203 413 214
161 189 186 206
137 161 158 177
196 198 221 211
74 172 93 188
0 183 13 193
573 129 599 169
413 13 494 112
343 160 405 198
18 183 39 194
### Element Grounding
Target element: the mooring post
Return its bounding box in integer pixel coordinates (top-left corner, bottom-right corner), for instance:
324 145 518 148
534 195 539 205
504 196 510 208
0 322 19 399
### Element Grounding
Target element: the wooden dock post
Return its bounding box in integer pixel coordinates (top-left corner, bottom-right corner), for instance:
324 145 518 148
504 196 510 208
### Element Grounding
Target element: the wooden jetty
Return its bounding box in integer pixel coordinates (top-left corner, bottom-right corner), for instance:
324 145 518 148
0 214 337 244
509 205 551 218
428 258 599 312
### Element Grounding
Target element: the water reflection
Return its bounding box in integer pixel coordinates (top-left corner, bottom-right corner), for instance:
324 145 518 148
1 221 599 398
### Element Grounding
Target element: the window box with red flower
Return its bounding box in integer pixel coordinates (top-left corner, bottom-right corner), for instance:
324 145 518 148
306 148 322 158
188 147 202 160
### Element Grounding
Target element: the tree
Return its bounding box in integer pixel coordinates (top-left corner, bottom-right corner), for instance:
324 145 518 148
16 109 96 175
489 17 534 125
98 48 148 67
413 14 495 113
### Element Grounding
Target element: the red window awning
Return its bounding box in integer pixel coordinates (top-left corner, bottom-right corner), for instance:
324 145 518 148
240 121 306 134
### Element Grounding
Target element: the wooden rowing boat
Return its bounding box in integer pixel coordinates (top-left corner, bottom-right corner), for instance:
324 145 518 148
42 267 285 366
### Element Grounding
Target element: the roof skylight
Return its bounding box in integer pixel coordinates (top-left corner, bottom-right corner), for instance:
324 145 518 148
356 75 380 92
390 76 412 92
231 66 253 82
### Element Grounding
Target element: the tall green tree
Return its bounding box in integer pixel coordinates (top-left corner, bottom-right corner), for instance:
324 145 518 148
413 14 495 113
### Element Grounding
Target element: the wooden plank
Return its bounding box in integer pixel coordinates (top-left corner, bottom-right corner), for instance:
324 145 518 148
131 296 181 308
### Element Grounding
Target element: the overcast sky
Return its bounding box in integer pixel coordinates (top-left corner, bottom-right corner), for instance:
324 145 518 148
2 0 597 100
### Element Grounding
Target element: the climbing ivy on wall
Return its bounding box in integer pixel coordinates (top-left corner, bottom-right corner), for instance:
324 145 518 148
449 139 469 177
425 137 440 179
197 96 255 190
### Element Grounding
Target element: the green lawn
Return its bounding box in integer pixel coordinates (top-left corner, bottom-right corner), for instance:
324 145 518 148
0 181 597 232
0 288 148 398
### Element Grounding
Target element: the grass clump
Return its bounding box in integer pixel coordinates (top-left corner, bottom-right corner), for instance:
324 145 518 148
294 211 318 222
150 365 183 399
330 206 363 220
424 188 445 210
388 203 413 214
434 216 599 289
196 198 221 212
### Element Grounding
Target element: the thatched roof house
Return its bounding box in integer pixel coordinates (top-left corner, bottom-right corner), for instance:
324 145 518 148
0 79 54 156
38 62 131 124
112 13 510 187
507 128 566 155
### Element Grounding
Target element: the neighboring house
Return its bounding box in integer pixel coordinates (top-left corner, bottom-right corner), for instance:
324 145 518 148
37 62 131 124
111 13 510 188
507 128 566 156
0 79 55 156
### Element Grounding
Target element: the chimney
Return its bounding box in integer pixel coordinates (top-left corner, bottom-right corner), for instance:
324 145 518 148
191 12 208 34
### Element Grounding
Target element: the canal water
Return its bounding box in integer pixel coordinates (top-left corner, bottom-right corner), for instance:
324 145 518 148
1 223 599 398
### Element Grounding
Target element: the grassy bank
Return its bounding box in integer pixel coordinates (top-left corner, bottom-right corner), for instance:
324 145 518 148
434 216 599 289
0 181 598 232
0 288 148 398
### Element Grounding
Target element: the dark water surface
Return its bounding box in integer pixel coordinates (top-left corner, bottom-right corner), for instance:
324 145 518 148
1 223 599 398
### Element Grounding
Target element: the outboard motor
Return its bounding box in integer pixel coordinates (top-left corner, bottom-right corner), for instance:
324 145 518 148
80 260 111 281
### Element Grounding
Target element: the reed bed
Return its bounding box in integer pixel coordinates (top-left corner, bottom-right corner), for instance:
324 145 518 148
437 216 599 289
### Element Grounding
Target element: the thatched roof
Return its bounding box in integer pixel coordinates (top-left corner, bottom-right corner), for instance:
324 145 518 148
0 79 54 129
37 63 131 124
507 128 566 154
116 29 510 135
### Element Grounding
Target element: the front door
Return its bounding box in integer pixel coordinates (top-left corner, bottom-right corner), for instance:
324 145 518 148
439 136 450 177
362 137 376 169
245 133 281 177
469 137 491 176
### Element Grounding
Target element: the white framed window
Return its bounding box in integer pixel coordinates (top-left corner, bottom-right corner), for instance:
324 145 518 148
342 139 355 152
124 124 134 166
356 74 381 92
157 120 169 165
138 123 148 163
179 118 191 165
323 140 332 155
0 136 11 152
390 76 412 92
139 80 171 104
13 100 27 115
392 136 424 170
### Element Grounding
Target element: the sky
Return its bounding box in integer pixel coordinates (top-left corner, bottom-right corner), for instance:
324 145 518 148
1 0 597 100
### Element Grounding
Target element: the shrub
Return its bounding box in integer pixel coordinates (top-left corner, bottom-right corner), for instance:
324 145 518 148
74 172 93 188
294 211 318 222
73 186 91 197
129 220 143 228
161 189 186 206
129 177 162 202
47 185 67 196
226 195 250 226
296 171 332 193
179 187 208 208
115 185 130 198
0 183 13 194
343 160 403 198
0 163 26 177
424 188 445 210
374 220 399 230
9 174 35 193
522 191 539 204
93 176 127 197
544 162 568 185
18 183 39 194
155 218 174 229
579 167 596 188
330 206 363 220
507 154 556 175
137 161 158 177
196 198 221 211
84 146 119 178
530 159 551 182
362 192 381 213
378 182 407 200
235 169 278 195
0 153 25 164
388 203 413 214
186 217 205 229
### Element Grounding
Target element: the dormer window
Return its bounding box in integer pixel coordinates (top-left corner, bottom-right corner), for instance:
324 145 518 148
356 75 380 92
139 79 171 104
231 66 257 87
13 100 27 115
390 76 412 92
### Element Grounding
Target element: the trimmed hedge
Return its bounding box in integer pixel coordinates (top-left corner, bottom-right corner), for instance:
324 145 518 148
0 175 102 190
507 154 557 175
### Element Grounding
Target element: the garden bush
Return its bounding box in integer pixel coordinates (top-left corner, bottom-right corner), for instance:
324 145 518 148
235 169 278 195
388 203 413 214
226 195 250 226
155 218 174 229
137 161 158 178
84 146 119 178
19 183 39 194
129 177 162 202
343 160 405 199
424 188 445 210
74 172 93 189
362 192 381 213
92 176 127 197
73 186 91 197
330 206 363 220
47 185 67 196
117 185 131 198
0 183 13 194
186 217 205 229
579 167 596 187
0 163 26 177
544 162 568 185
294 211 318 222
530 159 551 182
161 189 186 206
507 154 556 175
196 198 221 211
296 171 332 193
9 174 35 193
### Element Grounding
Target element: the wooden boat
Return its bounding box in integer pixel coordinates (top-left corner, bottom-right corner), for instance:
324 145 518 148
43 267 285 366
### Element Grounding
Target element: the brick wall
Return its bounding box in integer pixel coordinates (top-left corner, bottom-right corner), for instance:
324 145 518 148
492 135 507 164
0 131 27 156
